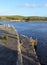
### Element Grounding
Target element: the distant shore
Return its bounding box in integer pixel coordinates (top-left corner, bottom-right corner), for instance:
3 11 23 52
10 20 47 22
0 15 47 22
1 20 47 22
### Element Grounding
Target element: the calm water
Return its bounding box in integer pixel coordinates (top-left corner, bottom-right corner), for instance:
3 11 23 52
0 21 47 64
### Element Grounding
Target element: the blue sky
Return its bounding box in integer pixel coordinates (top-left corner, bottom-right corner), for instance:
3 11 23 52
0 0 47 16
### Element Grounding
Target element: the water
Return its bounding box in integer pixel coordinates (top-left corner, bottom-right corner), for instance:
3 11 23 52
0 21 47 64
0 21 47 39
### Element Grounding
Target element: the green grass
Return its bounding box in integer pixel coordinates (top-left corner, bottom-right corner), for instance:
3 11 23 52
2 35 8 40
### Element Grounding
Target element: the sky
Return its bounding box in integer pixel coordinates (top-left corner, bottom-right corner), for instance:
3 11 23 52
0 0 47 16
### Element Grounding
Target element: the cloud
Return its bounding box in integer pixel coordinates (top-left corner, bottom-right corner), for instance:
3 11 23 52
44 4 47 7
25 3 47 8
31 4 36 8
17 3 47 8
25 3 31 7
25 3 36 8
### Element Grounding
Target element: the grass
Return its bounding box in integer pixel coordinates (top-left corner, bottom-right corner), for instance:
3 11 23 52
1 35 9 45
2 35 8 40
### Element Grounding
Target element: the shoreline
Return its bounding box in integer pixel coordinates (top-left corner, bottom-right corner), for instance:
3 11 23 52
0 20 47 22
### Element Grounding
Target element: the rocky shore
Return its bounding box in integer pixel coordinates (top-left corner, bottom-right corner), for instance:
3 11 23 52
0 24 41 65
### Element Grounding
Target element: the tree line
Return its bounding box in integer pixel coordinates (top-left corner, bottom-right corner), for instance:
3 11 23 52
0 15 47 21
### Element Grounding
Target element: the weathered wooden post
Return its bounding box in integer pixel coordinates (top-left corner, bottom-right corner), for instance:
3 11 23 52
17 34 23 65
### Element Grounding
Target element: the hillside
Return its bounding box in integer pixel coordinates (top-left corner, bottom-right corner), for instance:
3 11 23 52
0 15 47 22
